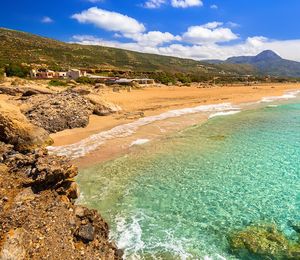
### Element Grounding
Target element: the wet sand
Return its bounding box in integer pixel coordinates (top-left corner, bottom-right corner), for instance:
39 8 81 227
51 83 300 147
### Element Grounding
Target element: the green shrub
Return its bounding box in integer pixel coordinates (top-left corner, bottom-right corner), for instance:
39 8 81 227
48 79 67 87
5 64 30 78
76 76 95 84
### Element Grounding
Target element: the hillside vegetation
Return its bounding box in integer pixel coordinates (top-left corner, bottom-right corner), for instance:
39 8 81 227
0 27 257 78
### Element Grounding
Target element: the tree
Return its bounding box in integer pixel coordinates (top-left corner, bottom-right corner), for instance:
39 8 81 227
5 64 29 78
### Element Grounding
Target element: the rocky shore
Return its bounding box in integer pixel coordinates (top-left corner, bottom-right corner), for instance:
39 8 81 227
0 85 123 259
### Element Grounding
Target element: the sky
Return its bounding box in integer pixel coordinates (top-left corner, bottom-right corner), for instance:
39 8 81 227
1 0 300 61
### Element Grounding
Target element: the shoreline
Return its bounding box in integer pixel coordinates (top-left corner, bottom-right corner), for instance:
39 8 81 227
49 83 300 168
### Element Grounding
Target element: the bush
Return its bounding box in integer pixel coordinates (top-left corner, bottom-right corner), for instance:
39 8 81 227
76 76 95 84
5 64 30 78
48 79 67 87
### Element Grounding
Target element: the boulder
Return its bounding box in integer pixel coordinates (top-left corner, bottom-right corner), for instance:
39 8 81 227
25 92 94 133
0 86 52 96
0 100 53 152
77 223 95 243
71 86 91 95
85 94 122 116
0 85 24 96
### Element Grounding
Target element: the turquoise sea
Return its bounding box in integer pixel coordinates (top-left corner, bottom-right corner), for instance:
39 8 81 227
77 99 300 259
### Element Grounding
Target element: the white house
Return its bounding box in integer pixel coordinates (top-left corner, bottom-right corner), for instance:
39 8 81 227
67 69 87 80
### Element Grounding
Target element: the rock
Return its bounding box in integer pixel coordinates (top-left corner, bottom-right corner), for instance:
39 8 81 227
0 85 24 96
0 142 123 259
71 86 91 95
85 94 122 116
229 224 300 259
74 206 86 218
94 83 106 89
22 88 52 97
24 92 94 133
0 100 53 152
77 223 95 243
14 187 35 204
0 228 27 260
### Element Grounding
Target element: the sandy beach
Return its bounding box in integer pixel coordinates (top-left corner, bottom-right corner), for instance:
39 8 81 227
51 83 300 147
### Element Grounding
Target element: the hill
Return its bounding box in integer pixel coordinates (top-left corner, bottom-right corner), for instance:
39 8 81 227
205 50 300 77
0 27 261 80
0 27 210 73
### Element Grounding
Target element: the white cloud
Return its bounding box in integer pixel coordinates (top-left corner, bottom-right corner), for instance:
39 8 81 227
182 22 238 44
142 0 202 8
227 22 240 28
210 4 218 9
144 0 166 8
133 31 181 46
86 0 104 2
41 16 54 23
202 22 223 29
71 10 300 62
72 8 180 47
72 7 145 35
71 33 300 62
171 0 203 8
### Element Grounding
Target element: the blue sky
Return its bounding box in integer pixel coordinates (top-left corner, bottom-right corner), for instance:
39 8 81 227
1 0 300 61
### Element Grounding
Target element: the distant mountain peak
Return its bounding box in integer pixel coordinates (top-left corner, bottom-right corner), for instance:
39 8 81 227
255 50 282 60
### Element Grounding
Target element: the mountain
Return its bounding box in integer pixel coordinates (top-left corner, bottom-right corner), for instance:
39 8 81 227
206 50 300 77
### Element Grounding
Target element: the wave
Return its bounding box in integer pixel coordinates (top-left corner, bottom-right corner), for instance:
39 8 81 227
209 110 241 119
48 103 240 159
111 213 193 260
260 90 300 103
130 139 150 147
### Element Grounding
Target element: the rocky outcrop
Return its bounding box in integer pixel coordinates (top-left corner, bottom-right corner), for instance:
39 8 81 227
0 100 52 152
24 92 94 133
0 85 53 96
21 91 122 133
85 94 122 116
229 225 300 259
0 142 122 259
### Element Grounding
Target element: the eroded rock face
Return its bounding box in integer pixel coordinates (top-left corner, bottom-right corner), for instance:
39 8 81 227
0 142 122 259
0 100 53 152
25 92 94 133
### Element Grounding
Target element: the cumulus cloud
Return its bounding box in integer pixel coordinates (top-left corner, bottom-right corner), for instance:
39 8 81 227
41 16 54 23
72 8 180 47
143 0 202 8
210 4 218 9
133 31 181 46
71 8 300 62
71 33 300 62
72 7 145 36
171 0 203 8
144 0 166 8
86 0 104 2
182 22 238 44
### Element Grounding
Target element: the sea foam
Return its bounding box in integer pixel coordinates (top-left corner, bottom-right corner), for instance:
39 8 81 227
130 139 150 147
261 90 300 103
209 110 240 119
48 103 240 159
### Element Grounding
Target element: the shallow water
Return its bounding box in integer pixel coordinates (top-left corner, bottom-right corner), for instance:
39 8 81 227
77 100 300 259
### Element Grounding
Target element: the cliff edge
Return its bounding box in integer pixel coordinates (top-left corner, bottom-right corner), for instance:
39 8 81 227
0 98 122 259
